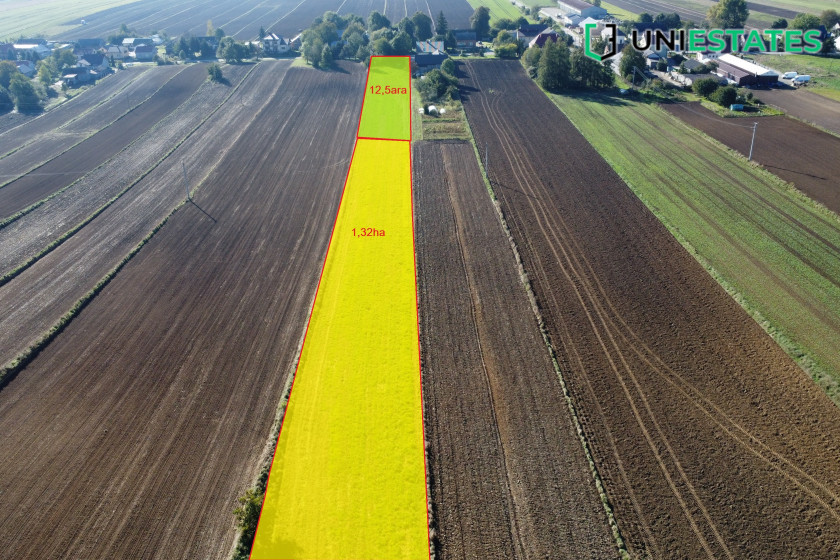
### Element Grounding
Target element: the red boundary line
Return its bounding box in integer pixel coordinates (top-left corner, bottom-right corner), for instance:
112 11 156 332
358 135 410 142
249 55 429 560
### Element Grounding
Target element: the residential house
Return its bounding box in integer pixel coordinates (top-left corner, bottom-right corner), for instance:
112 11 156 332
261 33 291 55
131 44 156 61
74 38 105 55
642 45 668 68
529 28 560 48
451 29 477 49
62 66 92 86
105 45 129 60
600 26 626 47
80 53 109 72
557 0 607 19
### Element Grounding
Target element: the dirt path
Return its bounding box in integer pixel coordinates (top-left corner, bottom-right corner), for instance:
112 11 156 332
414 140 618 559
0 62 365 559
460 59 840 560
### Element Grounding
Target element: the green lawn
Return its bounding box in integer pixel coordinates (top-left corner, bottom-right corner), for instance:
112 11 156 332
548 88 840 405
464 0 523 24
0 0 137 39
749 54 840 102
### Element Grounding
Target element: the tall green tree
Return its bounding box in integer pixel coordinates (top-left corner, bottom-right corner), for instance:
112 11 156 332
707 0 749 28
398 17 416 39
470 6 491 39
791 13 821 31
368 11 391 32
821 9 840 29
537 39 570 92
618 43 646 80
412 12 434 41
570 47 613 88
0 60 19 90
390 31 414 54
303 37 325 65
9 73 43 111
436 11 449 35
320 43 333 68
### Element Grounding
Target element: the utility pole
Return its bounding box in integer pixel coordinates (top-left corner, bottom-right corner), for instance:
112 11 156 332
182 161 190 200
748 122 757 161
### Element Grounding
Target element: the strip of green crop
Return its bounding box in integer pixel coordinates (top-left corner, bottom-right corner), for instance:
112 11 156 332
547 89 840 405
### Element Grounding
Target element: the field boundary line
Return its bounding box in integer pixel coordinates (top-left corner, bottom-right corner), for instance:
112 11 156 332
459 104 630 560
0 65 191 194
0 63 262 287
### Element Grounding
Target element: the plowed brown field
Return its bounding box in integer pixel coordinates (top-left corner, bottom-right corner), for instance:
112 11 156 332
663 102 840 215
413 140 618 559
0 63 206 218
460 59 840 560
0 61 364 559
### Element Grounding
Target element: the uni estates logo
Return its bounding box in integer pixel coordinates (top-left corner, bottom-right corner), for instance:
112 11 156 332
584 23 825 62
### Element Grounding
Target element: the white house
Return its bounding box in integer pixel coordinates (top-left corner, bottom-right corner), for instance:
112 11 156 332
261 33 291 55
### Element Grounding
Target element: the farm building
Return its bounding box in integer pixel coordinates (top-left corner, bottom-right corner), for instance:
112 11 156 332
715 53 778 86
414 52 447 73
61 66 92 86
557 0 607 19
416 40 445 53
261 33 291 55
13 42 52 59
122 37 154 48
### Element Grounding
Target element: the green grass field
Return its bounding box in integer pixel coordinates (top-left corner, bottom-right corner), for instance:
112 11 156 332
749 54 840 102
464 0 523 24
600 1 638 22
358 56 411 140
548 89 840 404
0 0 137 39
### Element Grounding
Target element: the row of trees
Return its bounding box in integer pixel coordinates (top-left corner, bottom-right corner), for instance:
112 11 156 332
522 38 613 92
299 10 457 68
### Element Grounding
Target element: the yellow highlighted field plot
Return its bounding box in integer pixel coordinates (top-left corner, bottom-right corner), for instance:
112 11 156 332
251 138 427 560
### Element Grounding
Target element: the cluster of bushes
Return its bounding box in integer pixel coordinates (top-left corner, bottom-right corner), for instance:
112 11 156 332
416 58 458 102
300 10 446 68
522 37 613 92
692 77 760 108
